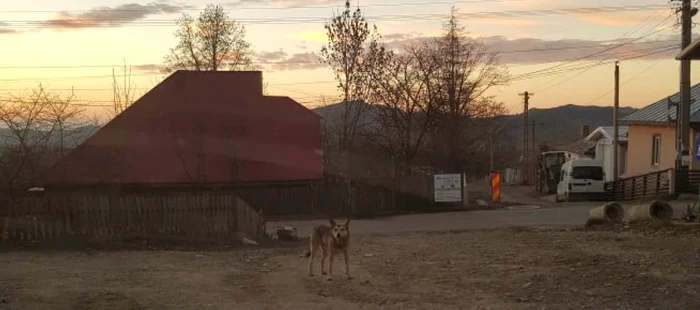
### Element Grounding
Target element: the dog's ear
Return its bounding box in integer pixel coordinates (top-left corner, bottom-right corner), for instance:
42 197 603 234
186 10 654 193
329 219 337 227
345 218 351 226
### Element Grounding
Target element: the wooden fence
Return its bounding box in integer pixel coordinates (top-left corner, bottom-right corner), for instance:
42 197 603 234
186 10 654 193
604 169 672 201
0 193 265 243
674 169 700 194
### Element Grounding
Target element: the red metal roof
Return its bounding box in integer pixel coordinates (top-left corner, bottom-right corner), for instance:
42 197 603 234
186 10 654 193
41 70 322 186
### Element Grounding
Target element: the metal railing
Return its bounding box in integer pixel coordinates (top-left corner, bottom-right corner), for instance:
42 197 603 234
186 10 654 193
604 169 672 201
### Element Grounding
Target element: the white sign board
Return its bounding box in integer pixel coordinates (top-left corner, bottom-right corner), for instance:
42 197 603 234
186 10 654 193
434 174 462 202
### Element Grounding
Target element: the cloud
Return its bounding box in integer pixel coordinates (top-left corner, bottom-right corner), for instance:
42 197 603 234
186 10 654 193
468 17 541 26
255 50 323 71
0 22 19 34
40 2 191 30
227 0 338 8
132 64 165 74
575 11 659 26
383 34 680 65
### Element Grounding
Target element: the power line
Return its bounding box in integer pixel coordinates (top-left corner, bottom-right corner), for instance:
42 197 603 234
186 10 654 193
0 45 677 94
0 41 678 84
0 4 675 27
0 0 525 13
510 44 677 82
582 50 676 105
533 10 674 92
0 39 677 70
509 17 675 82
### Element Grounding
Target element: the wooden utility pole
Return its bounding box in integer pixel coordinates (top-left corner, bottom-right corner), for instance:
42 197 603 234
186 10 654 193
519 91 532 184
613 61 620 181
489 128 495 173
679 0 692 170
531 120 545 183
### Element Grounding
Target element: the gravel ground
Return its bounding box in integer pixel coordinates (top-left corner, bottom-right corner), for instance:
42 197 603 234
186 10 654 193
2 223 700 309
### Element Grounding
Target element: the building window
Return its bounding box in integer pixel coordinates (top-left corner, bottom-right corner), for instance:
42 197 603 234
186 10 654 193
651 134 661 166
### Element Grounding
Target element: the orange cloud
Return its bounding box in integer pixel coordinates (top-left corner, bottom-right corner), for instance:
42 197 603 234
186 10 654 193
468 17 541 26
575 11 664 26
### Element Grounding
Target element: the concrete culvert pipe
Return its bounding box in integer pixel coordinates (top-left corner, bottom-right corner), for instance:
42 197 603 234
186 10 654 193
626 200 674 223
589 202 625 223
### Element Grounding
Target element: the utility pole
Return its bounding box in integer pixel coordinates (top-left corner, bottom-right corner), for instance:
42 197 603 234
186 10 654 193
489 128 495 173
679 0 692 171
531 120 545 184
613 61 620 181
519 91 533 184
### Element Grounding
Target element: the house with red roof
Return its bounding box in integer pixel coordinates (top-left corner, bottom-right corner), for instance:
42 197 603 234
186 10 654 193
40 70 323 189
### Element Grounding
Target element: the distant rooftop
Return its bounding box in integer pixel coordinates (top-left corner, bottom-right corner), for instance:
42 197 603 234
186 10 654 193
586 126 628 142
622 82 700 124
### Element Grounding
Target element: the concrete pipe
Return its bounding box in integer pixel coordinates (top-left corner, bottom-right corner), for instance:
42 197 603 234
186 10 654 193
589 202 625 223
626 200 674 223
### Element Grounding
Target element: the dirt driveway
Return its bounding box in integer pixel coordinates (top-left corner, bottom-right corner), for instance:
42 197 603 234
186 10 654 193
2 225 700 309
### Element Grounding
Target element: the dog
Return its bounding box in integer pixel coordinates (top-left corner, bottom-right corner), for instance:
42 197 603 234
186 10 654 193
304 218 352 280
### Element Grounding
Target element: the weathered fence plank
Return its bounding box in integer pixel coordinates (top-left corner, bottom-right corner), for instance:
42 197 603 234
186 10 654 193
0 193 265 244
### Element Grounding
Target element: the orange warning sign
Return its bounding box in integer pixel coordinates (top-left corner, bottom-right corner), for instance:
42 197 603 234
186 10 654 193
490 172 500 203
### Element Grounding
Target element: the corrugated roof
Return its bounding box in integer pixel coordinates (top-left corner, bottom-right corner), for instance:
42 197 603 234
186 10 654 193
622 82 700 123
557 137 596 156
586 126 628 142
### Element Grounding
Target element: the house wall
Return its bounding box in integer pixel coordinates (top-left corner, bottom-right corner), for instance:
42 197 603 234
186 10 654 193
593 138 627 182
624 124 676 177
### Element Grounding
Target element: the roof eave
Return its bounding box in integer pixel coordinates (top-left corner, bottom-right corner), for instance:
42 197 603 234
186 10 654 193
677 36 700 60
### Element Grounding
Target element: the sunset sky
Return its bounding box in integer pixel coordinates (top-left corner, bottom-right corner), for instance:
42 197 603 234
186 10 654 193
1 0 699 120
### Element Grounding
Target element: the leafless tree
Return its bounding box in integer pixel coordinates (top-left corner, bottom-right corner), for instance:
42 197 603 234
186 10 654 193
0 86 87 194
367 45 442 175
426 8 510 172
164 4 254 72
111 60 137 117
320 0 390 152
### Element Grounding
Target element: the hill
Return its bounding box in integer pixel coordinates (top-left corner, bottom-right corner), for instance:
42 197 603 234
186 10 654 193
0 124 100 148
312 102 638 149
500 104 638 149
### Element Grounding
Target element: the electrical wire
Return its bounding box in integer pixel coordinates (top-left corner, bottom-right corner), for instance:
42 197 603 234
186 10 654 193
532 9 670 91
0 39 678 70
0 0 526 13
0 4 675 27
534 13 676 92
582 50 676 106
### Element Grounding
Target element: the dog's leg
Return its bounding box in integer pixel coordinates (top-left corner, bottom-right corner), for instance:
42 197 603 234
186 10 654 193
343 250 352 280
321 244 328 275
326 248 334 281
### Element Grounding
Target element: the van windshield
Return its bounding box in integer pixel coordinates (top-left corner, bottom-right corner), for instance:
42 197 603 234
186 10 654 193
571 166 603 180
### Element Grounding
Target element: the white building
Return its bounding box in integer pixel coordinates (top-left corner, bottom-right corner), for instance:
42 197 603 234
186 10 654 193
585 126 628 182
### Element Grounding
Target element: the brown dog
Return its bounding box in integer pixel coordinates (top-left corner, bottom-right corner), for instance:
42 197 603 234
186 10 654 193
305 218 351 280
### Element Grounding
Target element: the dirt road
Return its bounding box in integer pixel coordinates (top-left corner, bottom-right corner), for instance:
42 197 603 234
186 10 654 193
2 225 700 309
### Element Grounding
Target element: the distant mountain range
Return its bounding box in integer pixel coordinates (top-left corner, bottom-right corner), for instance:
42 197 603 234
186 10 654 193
499 104 638 148
312 102 639 150
0 125 100 149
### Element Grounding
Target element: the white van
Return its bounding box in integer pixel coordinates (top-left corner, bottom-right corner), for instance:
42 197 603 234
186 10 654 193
555 159 606 202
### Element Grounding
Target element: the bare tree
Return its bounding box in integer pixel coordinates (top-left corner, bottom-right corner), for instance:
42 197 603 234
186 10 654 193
0 86 86 193
427 8 510 172
164 4 254 72
367 45 441 175
111 60 137 117
320 0 389 152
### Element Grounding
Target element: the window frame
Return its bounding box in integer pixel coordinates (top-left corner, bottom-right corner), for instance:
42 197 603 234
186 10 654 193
651 134 661 166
